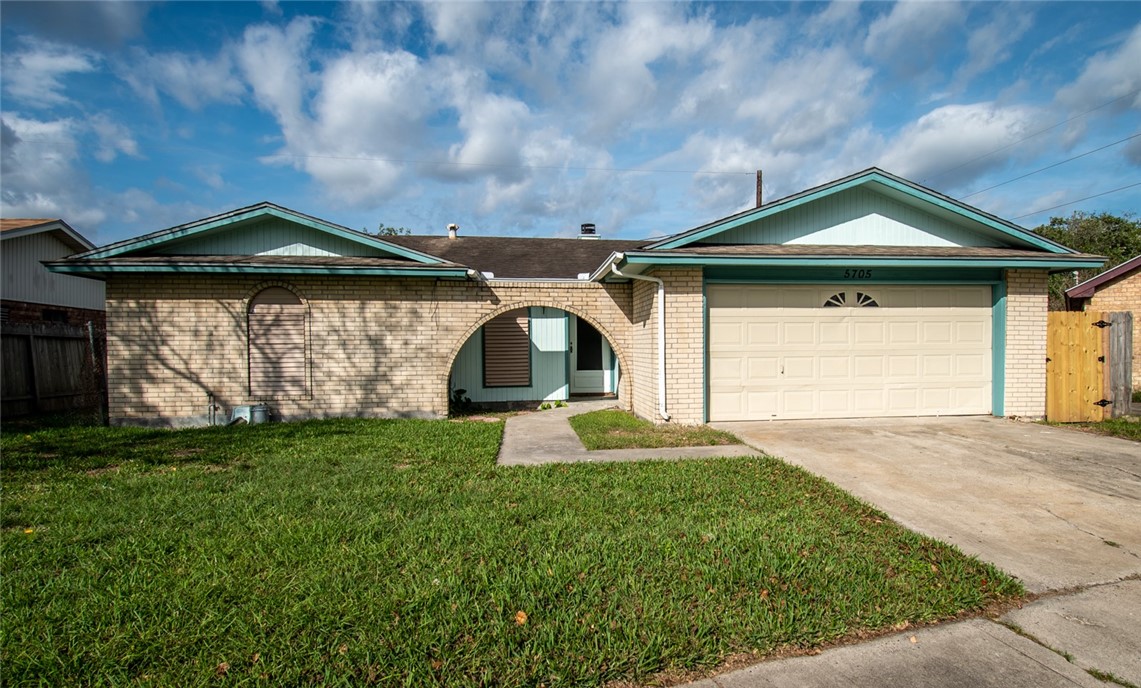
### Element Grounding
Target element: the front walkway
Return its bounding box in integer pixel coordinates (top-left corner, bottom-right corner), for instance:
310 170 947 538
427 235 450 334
496 399 757 466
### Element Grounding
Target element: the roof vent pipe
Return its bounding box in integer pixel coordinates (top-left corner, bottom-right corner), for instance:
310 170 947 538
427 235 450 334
579 223 598 240
447 223 459 240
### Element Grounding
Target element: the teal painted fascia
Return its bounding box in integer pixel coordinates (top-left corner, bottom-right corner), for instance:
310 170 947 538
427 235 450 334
45 263 471 278
992 281 1007 417
76 205 444 265
622 254 1104 270
649 171 1073 254
705 266 1003 283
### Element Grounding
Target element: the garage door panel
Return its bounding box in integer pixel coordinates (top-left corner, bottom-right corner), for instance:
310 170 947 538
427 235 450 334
747 322 779 345
710 356 743 381
783 322 816 345
708 284 992 421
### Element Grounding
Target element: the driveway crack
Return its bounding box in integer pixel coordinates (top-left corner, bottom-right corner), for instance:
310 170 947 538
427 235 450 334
1042 508 1141 560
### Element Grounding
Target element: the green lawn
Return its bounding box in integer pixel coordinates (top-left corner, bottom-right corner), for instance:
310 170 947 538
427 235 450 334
1048 417 1141 442
569 409 741 450
2 418 1021 686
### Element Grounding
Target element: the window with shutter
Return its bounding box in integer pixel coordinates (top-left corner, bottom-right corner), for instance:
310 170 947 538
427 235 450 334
248 287 309 398
483 308 531 387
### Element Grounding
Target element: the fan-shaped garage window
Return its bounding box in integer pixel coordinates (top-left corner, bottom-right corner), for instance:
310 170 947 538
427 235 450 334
823 291 879 308
248 287 309 398
823 292 847 307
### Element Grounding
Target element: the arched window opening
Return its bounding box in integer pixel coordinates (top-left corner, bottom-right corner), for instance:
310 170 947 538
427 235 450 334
248 287 309 398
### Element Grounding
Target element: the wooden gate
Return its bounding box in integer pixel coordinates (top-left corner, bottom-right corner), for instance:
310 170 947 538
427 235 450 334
1046 311 1109 422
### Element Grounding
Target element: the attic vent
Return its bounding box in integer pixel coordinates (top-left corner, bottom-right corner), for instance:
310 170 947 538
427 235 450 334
579 223 598 240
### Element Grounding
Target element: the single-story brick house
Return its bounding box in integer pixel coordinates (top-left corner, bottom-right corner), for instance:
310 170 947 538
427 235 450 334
1066 254 1141 386
47 168 1103 427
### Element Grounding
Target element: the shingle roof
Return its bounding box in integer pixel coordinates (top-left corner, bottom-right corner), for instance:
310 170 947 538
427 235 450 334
1 218 56 232
51 254 458 268
384 235 648 279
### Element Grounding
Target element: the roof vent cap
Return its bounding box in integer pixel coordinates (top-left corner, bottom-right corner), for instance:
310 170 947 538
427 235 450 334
579 223 598 240
447 223 459 240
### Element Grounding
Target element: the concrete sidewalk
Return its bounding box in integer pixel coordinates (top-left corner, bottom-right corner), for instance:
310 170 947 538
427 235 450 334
495 400 758 466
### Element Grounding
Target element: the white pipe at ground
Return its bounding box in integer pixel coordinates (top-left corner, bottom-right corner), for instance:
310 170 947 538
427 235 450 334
608 257 670 422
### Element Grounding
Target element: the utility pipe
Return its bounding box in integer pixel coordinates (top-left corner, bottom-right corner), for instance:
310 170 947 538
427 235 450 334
608 256 670 421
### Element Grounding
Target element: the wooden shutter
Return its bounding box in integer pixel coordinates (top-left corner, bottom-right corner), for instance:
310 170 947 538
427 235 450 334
483 308 530 387
248 287 309 397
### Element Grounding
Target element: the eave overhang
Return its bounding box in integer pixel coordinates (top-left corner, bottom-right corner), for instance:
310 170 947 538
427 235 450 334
44 262 472 279
595 251 1105 279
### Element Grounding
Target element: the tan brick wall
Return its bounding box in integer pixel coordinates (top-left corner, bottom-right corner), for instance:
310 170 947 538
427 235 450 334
629 268 705 424
1004 269 1049 418
1084 269 1141 387
105 276 635 426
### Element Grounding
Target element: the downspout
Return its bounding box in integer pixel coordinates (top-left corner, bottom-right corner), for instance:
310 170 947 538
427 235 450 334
608 255 670 421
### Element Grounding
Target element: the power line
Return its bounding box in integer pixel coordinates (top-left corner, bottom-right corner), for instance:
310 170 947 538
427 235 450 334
1012 181 1141 221
922 86 1141 185
261 152 755 177
959 132 1141 199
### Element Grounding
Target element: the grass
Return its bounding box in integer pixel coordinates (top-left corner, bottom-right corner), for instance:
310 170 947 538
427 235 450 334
1047 417 1141 442
2 418 1021 686
1133 390 1141 404
569 409 741 450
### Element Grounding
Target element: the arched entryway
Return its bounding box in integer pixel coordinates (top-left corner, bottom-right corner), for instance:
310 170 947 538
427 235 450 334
445 303 630 409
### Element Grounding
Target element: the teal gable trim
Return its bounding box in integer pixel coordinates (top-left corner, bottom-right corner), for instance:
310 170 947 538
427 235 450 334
46 263 470 278
75 204 444 265
992 282 1007 417
648 170 1073 254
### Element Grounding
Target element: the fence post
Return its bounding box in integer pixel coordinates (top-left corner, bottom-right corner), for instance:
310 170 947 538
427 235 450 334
1108 312 1133 418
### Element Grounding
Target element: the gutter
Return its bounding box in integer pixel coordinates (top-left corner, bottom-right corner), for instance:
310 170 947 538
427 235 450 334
607 253 670 421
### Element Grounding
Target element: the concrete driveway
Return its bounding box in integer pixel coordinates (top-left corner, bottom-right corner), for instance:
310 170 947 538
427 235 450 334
695 416 1141 687
714 416 1141 593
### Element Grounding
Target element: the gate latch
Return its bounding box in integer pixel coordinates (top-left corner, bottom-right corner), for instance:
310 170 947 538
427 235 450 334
1093 320 1112 328
1094 399 1112 407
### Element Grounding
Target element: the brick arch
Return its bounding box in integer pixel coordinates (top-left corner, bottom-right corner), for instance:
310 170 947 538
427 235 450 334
240 280 311 314
440 300 633 405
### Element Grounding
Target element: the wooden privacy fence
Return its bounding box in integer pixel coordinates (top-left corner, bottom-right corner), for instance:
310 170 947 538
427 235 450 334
1 322 106 417
1046 311 1133 422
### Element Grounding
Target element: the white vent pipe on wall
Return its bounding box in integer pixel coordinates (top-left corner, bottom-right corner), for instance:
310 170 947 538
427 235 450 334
608 257 669 421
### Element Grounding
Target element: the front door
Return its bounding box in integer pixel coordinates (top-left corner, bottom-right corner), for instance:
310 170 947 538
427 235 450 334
570 316 607 394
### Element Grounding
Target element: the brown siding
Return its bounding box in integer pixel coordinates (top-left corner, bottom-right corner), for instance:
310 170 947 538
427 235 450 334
482 309 530 387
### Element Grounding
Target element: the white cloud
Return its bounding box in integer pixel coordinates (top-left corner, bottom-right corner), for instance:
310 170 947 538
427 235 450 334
90 114 141 162
0 113 106 227
2 40 99 108
738 46 873 150
1056 22 1141 112
951 7 1035 92
120 49 245 110
235 18 318 138
877 102 1041 187
864 2 967 78
580 3 714 137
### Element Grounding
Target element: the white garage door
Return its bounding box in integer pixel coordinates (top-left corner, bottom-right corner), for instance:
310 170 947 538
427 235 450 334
708 284 992 421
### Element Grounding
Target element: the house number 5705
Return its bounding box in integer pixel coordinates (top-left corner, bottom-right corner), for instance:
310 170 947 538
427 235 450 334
843 269 873 279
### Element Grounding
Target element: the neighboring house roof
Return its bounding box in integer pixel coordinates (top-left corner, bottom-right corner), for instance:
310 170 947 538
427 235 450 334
385 235 647 279
1065 254 1141 299
1 218 96 253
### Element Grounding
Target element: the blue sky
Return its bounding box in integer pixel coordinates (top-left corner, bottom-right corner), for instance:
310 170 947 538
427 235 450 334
2 1 1140 246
